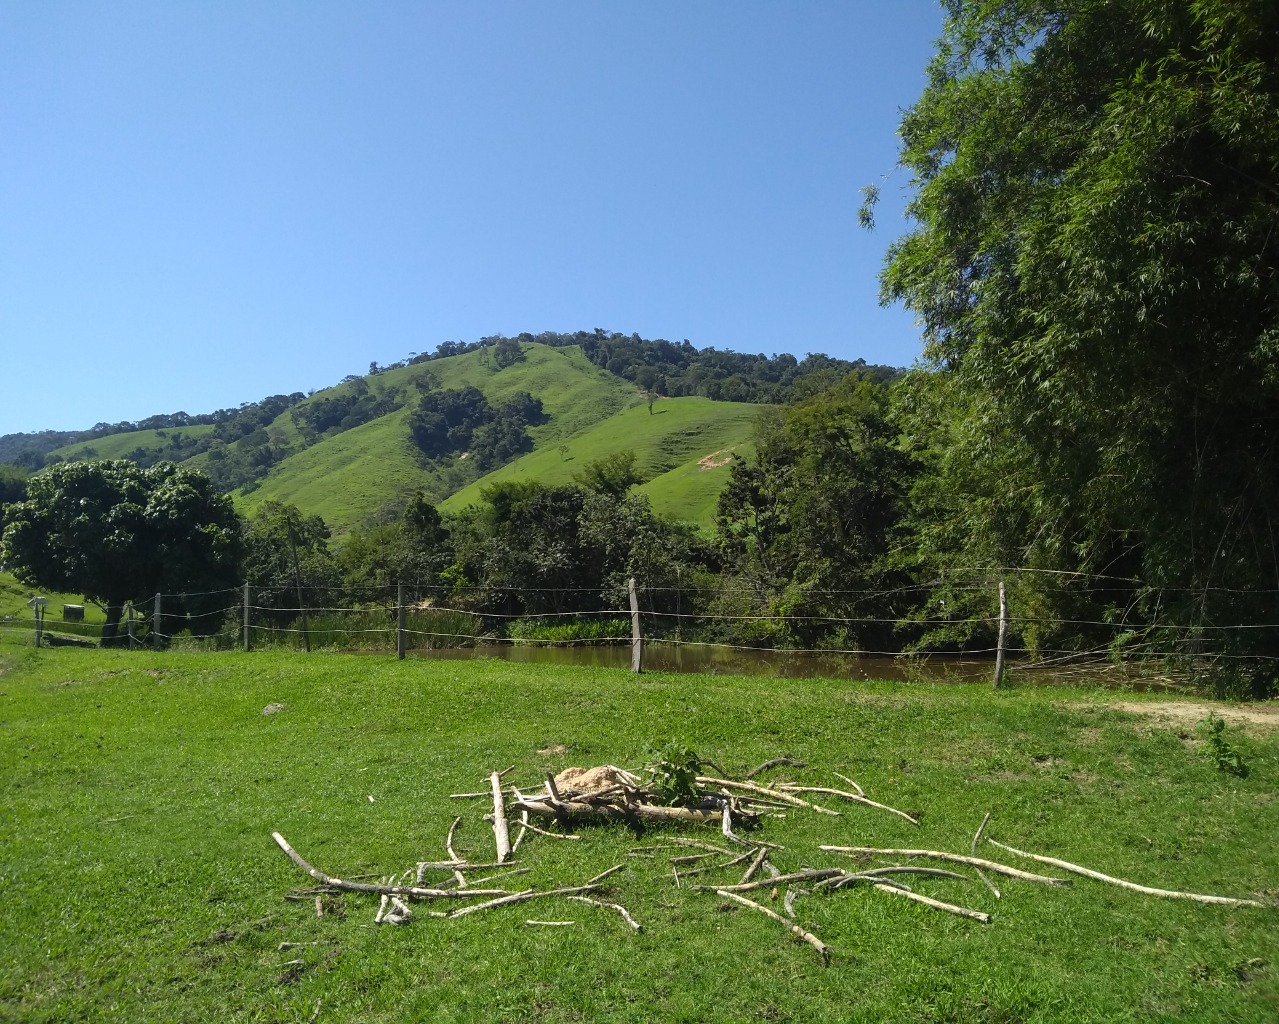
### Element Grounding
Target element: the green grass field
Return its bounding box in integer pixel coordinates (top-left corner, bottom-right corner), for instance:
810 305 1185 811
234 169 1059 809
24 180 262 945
1 638 1276 1023
0 570 106 644
236 345 639 533
47 425 214 463
441 397 762 526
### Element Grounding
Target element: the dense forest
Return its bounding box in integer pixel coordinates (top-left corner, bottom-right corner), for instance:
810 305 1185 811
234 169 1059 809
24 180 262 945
3 1 1276 696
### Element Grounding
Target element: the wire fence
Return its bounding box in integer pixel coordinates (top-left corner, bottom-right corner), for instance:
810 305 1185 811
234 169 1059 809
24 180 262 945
4 570 1277 691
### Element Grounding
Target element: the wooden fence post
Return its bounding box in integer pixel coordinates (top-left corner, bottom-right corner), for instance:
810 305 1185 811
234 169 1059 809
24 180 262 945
126 602 134 648
243 583 251 653
628 576 643 674
397 583 406 660
993 581 1008 689
153 593 162 650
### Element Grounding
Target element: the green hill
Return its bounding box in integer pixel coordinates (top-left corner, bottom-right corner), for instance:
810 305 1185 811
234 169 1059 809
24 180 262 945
49 425 214 463
234 344 639 532
441 397 761 527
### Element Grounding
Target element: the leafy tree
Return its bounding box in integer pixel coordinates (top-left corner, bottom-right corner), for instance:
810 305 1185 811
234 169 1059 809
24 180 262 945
574 450 643 498
0 461 243 643
878 0 1279 687
0 463 29 519
716 375 913 648
492 337 525 369
408 386 493 459
241 501 342 621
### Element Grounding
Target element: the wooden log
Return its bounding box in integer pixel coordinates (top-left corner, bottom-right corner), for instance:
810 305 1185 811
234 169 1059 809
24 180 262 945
491 772 512 864
874 883 991 923
986 839 1271 908
819 846 1072 886
514 796 724 825
714 890 831 964
697 776 839 816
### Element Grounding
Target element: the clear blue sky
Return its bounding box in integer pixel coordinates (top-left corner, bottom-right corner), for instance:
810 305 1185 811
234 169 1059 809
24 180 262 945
0 1 943 436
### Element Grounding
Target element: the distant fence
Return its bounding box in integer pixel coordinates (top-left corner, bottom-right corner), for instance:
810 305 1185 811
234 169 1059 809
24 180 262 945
4 570 1278 692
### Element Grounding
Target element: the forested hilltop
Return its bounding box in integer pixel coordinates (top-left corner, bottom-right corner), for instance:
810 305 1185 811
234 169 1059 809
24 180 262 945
0 331 892 472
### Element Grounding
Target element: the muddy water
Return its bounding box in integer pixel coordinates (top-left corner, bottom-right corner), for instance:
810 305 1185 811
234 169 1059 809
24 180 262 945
407 641 1178 689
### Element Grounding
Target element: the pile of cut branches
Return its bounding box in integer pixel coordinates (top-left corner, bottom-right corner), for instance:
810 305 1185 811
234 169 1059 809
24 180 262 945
271 753 1274 965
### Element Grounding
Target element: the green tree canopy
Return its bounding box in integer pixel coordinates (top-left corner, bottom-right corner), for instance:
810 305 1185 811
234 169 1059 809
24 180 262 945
880 0 1279 685
0 460 243 642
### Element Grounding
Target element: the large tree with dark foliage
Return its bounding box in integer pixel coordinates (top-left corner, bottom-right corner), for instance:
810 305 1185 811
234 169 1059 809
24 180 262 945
874 0 1279 690
0 461 243 643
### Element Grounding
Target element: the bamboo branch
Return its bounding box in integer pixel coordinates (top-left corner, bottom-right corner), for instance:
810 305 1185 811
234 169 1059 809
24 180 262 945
774 786 918 825
694 868 843 893
832 772 865 796
740 847 769 885
449 884 602 919
819 847 1071 886
873 883 990 923
714 890 831 964
744 756 807 779
986 839 1271 908
272 833 513 899
698 776 839 816
491 772 512 864
568 895 643 932
584 863 626 886
520 818 581 841
861 866 970 882
971 812 1001 899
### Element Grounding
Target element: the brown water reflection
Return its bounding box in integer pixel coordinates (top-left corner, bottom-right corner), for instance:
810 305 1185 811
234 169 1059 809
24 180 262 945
408 641 1179 689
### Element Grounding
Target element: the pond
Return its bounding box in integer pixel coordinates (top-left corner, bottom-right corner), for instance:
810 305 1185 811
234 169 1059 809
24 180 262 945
406 640 1181 690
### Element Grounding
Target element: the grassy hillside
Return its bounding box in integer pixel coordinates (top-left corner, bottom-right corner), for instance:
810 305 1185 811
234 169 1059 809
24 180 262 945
441 397 762 526
236 345 637 532
48 425 214 462
1 643 1276 1022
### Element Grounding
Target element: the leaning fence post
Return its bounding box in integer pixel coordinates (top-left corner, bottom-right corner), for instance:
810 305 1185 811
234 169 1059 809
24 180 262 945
993 581 1008 689
243 583 251 653
153 593 162 650
397 582 406 660
628 576 643 673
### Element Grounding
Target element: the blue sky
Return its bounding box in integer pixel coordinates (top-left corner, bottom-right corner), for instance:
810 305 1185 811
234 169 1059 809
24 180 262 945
0 1 943 436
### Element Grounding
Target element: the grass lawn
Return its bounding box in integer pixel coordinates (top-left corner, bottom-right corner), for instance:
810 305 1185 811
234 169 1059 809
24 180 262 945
1 640 1276 1022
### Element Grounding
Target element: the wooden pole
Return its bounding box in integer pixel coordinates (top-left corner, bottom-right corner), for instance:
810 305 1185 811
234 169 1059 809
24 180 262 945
126 602 134 648
628 576 643 673
397 583 406 660
153 592 162 650
243 583 251 653
993 581 1008 689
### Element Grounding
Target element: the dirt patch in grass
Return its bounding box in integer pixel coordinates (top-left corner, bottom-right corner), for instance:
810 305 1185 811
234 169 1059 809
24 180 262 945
1110 700 1279 731
697 448 735 470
